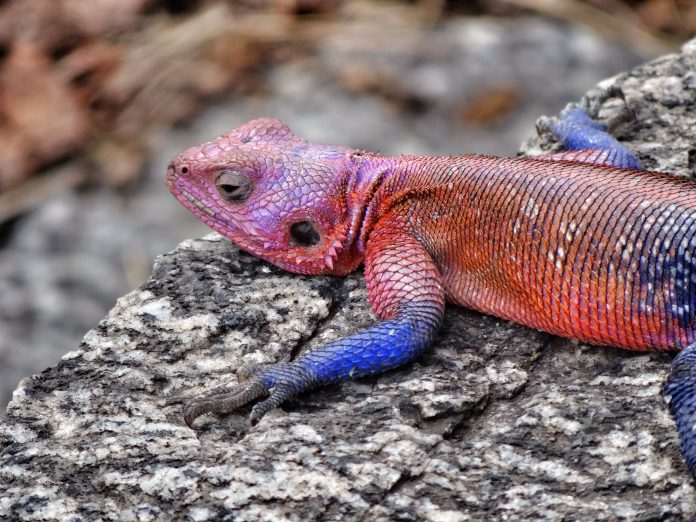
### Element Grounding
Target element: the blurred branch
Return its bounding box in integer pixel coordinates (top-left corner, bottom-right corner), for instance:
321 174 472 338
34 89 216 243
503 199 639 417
0 165 86 224
504 0 678 54
0 0 685 226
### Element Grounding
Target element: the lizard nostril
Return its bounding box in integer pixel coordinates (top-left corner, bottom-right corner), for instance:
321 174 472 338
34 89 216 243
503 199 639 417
166 163 176 181
168 163 189 176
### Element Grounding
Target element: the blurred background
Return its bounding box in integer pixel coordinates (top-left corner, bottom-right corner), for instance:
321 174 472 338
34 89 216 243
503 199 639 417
0 0 693 412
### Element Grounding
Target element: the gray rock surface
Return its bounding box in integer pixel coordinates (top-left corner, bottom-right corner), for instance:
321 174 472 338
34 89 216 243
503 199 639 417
2 38 696 522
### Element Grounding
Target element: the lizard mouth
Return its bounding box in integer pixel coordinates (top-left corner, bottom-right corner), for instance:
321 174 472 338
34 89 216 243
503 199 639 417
167 178 266 250
178 188 217 219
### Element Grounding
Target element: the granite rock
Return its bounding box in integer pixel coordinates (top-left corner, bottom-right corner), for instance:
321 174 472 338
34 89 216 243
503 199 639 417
2 40 696 521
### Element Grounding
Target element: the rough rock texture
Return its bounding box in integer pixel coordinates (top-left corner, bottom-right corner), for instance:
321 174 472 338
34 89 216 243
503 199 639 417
2 40 696 521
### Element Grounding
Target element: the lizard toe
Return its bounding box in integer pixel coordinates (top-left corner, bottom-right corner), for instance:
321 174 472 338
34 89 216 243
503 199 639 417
580 86 635 133
183 379 269 428
535 115 557 139
581 85 626 117
249 384 297 425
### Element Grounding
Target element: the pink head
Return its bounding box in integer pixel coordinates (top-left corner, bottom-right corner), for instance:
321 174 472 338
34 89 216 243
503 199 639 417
166 118 370 275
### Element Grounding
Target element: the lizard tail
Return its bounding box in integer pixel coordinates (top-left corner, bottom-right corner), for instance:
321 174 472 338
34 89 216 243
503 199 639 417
664 342 696 476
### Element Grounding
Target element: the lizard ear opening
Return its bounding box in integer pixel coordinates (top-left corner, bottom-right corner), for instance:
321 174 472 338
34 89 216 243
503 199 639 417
290 220 321 247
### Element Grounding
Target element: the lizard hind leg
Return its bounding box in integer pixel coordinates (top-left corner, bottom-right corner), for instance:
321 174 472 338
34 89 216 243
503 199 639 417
535 90 642 170
664 342 696 476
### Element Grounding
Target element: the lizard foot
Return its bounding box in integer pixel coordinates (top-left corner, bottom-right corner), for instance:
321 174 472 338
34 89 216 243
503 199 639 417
183 380 268 428
183 362 315 428
536 86 635 140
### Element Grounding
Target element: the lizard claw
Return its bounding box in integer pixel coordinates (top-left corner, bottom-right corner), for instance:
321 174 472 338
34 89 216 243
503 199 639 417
535 115 555 139
183 379 269 428
249 384 297 424
580 85 636 133
183 362 315 428
603 103 636 135
580 85 626 118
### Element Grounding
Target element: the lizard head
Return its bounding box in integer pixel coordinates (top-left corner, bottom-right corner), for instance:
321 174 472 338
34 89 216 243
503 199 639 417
166 118 368 276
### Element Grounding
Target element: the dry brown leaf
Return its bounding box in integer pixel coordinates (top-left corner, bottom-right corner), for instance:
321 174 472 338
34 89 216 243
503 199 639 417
60 0 151 38
459 87 521 124
0 44 89 188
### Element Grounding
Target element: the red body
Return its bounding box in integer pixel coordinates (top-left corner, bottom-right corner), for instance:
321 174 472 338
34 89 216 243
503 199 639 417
362 154 696 351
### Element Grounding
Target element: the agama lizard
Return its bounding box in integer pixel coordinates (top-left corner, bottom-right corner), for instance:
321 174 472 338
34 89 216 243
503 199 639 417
166 97 696 479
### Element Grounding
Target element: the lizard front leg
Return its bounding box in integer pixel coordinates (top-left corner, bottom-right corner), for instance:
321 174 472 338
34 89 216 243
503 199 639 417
184 215 445 427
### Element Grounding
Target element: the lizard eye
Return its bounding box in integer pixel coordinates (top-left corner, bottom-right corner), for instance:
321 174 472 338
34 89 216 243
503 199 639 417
216 170 252 203
290 220 321 247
